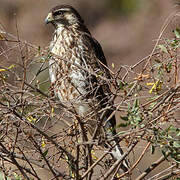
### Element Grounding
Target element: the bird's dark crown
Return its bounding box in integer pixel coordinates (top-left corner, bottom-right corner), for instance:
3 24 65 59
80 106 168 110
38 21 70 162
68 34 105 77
45 5 84 27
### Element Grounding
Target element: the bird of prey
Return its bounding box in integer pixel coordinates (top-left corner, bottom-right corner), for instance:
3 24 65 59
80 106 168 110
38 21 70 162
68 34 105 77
45 5 128 172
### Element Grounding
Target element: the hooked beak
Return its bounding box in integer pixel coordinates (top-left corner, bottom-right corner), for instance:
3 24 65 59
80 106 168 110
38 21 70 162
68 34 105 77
45 12 54 24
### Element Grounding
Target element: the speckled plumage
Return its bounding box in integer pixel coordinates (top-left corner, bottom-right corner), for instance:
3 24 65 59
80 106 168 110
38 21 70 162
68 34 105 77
45 5 128 172
46 5 110 116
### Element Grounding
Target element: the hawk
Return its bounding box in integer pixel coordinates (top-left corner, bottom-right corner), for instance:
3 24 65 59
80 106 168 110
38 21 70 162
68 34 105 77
45 5 128 172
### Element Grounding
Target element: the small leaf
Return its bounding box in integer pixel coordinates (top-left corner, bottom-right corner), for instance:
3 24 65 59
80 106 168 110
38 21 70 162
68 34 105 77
153 62 162 69
121 116 129 121
38 46 41 52
168 125 177 132
119 81 124 89
157 44 168 53
41 138 46 148
97 71 104 76
118 123 129 127
140 124 145 128
133 99 139 108
147 82 154 86
173 28 180 38
134 115 142 123
165 62 172 73
91 150 98 160
42 149 48 157
13 172 21 180
149 102 157 109
0 64 15 72
0 68 6 72
151 145 155 154
148 80 162 94
8 64 15 69
51 107 54 117
26 115 37 123
173 141 180 148
171 39 179 47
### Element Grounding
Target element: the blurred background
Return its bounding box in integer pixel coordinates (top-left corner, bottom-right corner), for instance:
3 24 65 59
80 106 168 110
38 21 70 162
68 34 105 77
0 0 179 68
0 0 179 179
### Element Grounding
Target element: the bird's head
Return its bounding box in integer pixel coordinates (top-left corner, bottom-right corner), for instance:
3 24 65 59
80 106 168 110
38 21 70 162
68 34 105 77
45 5 84 28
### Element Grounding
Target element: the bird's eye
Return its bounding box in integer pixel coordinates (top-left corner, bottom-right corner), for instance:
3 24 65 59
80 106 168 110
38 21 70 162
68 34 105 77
53 11 63 16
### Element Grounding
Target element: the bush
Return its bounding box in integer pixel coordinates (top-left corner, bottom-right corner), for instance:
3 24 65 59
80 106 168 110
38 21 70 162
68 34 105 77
0 14 179 180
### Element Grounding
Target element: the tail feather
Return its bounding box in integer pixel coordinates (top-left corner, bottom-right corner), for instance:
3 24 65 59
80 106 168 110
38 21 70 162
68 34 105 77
104 114 129 172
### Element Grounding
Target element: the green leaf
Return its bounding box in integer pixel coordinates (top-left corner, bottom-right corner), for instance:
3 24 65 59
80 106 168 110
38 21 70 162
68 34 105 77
173 141 180 148
173 28 180 38
13 173 22 180
132 99 140 114
128 82 135 89
136 84 142 91
121 116 129 121
153 62 162 69
157 44 168 53
149 101 157 110
168 125 177 132
134 115 142 123
133 98 139 108
171 39 179 47
140 124 145 128
119 81 124 90
42 149 49 157
0 172 11 180
118 123 129 127
151 145 155 154
38 46 41 52
171 152 180 163
165 62 172 73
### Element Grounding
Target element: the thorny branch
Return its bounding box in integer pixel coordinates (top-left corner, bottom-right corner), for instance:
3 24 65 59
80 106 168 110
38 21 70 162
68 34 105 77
0 13 180 180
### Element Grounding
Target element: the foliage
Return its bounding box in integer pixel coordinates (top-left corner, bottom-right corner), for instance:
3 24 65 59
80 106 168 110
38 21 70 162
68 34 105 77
109 0 141 15
0 16 179 180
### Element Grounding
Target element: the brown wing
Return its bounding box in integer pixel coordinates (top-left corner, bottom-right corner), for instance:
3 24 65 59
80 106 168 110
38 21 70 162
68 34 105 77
92 37 117 130
81 32 117 132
